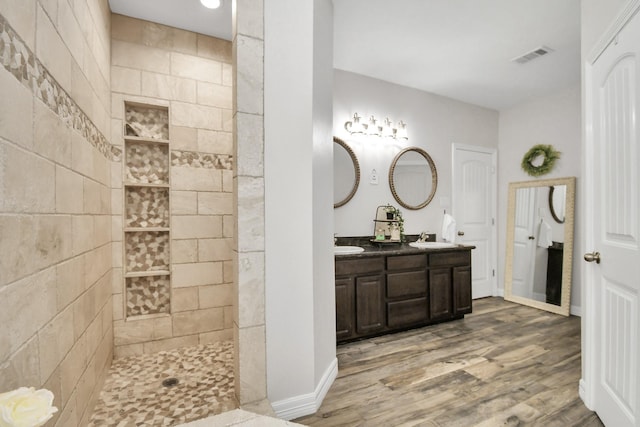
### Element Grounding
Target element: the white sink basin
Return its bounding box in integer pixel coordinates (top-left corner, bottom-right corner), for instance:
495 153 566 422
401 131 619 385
409 241 457 249
334 245 365 255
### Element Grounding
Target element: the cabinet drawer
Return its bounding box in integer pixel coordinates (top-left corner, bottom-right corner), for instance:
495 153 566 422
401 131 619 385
387 297 428 328
387 254 427 271
387 271 427 298
336 257 384 276
429 251 470 267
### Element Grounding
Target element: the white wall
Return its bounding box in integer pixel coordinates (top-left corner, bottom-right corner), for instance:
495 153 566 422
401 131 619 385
264 0 336 418
497 84 582 313
333 70 499 238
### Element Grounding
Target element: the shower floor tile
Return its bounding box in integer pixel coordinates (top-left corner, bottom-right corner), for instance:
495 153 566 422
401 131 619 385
89 341 237 426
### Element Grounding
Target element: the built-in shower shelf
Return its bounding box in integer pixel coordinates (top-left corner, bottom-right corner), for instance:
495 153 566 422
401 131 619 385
124 136 170 145
125 270 170 278
124 182 170 188
124 227 170 232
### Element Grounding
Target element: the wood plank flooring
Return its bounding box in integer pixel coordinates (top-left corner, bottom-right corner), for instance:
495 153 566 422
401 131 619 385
294 297 603 427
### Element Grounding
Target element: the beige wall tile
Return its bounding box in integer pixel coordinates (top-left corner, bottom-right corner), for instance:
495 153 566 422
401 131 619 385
112 293 124 321
199 283 232 309
236 176 264 252
112 214 122 242
111 118 123 147
111 188 123 217
110 160 123 189
71 132 95 178
196 35 231 62
197 82 232 109
111 14 143 44
0 335 40 391
171 167 222 192
237 251 264 328
170 126 198 151
94 215 111 247
222 63 232 87
142 21 197 55
223 306 233 329
198 238 233 262
222 215 234 238
0 69 34 150
171 239 198 264
236 325 266 403
113 343 144 358
171 101 222 130
111 267 123 295
235 112 263 176
141 72 196 103
172 261 223 288
57 0 85 68
0 0 36 49
112 40 171 74
34 100 72 167
171 52 222 83
93 148 111 186
0 268 57 362
142 334 198 354
54 389 78 427
222 170 233 193
59 335 88 402
199 329 233 344
111 241 123 268
197 129 232 155
0 142 55 213
172 307 224 336
84 244 111 289
70 62 94 125
83 178 101 214
55 166 83 213
57 255 85 311
172 287 199 312
38 306 75 383
235 35 263 115
172 215 222 239
73 289 95 340
111 66 141 95
223 260 233 283
113 316 172 346
71 215 95 255
222 108 233 132
198 192 233 215
171 190 198 214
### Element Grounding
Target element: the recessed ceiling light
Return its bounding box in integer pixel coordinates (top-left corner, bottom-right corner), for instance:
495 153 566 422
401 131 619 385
201 0 221 9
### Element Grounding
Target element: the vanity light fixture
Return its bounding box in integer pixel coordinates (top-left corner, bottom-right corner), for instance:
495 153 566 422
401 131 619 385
345 112 408 140
201 0 222 9
344 112 365 134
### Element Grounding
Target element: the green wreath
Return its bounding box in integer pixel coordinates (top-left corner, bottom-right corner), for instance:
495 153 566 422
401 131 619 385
521 144 561 177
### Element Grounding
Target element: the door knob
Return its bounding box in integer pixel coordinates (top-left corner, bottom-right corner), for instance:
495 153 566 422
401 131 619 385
457 231 465 236
528 236 535 240
584 251 601 264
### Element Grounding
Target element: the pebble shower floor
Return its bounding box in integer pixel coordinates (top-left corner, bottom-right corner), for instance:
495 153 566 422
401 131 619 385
89 341 236 426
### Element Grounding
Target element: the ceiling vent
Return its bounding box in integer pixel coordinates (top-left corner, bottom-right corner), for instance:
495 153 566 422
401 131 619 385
512 46 554 64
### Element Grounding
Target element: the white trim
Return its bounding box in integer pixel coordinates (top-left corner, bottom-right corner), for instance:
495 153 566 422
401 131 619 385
451 143 499 298
579 379 594 410
586 0 640 64
570 304 582 317
496 288 504 297
270 357 338 420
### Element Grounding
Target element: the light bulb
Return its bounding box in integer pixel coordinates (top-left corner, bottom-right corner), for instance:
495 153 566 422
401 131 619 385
201 0 221 9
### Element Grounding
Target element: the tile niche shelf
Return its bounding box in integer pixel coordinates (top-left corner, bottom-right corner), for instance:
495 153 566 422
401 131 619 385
123 102 171 320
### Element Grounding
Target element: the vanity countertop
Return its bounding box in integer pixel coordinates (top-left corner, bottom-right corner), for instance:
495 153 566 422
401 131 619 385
334 235 475 258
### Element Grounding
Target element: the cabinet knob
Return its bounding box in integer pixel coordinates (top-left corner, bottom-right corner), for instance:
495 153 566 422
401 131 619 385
457 231 465 236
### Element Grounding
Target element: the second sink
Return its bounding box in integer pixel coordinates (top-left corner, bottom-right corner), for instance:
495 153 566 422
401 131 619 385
334 245 365 255
409 241 457 249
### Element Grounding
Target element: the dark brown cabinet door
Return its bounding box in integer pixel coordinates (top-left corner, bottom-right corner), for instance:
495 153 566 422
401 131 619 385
453 265 472 315
355 275 385 334
429 268 452 320
335 277 354 340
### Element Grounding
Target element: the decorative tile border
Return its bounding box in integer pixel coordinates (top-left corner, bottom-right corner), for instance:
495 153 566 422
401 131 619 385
0 12 120 160
171 150 233 170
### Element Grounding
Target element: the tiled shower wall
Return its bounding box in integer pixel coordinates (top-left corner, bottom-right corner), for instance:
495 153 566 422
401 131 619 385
0 1 114 426
110 14 234 356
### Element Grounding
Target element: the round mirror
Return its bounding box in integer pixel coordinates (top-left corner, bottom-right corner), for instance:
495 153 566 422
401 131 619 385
389 147 438 210
549 185 566 224
334 137 360 208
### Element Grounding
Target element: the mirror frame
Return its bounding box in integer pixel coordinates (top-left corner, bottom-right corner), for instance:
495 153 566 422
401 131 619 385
548 186 565 224
389 147 438 210
504 176 576 316
333 136 361 208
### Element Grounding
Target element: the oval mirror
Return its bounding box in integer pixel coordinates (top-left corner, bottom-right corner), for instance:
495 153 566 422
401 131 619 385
549 185 566 224
334 137 360 208
389 147 438 210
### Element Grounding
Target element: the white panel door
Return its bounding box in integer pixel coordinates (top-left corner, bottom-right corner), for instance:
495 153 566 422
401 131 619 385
511 188 536 299
588 10 640 427
452 144 497 299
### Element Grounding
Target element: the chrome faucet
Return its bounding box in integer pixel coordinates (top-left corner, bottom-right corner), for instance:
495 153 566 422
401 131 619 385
417 232 429 242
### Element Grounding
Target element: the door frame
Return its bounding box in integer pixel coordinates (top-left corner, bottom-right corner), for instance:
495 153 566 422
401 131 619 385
451 143 498 297
581 0 640 411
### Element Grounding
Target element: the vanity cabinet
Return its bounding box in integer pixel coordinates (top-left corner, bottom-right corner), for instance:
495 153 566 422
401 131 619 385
335 247 472 343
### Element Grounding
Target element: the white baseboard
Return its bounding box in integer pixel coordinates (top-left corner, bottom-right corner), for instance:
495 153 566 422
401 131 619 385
271 357 338 420
495 288 504 297
579 378 594 410
570 305 582 317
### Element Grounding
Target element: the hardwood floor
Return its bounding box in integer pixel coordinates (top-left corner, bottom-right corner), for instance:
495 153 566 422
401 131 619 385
295 297 603 427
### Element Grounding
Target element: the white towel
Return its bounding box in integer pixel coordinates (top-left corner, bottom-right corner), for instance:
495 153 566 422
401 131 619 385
442 213 457 243
537 220 552 248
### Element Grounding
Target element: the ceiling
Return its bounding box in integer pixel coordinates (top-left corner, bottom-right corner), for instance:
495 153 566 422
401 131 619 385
108 0 581 111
